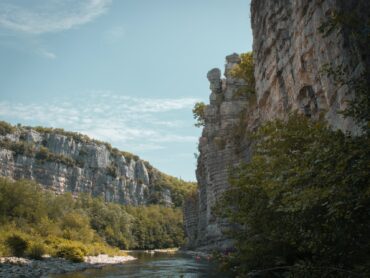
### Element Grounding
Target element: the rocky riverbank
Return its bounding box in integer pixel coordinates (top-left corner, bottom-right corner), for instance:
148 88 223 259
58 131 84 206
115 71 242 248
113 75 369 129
0 254 136 278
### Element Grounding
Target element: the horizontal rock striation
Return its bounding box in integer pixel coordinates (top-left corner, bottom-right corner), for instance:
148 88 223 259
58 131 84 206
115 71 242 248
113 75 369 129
184 54 259 250
0 125 184 206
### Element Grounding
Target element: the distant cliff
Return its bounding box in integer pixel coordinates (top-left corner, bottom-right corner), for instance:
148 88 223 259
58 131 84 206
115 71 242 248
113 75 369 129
184 0 369 250
0 122 195 207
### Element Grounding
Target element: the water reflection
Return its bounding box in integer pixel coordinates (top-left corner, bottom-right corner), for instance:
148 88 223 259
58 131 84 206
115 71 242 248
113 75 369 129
51 251 229 278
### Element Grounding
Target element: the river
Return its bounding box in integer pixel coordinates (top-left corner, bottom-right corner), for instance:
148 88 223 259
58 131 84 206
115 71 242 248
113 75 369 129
52 251 230 278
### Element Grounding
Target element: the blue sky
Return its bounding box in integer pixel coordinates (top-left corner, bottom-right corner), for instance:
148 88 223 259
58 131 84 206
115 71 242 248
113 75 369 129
0 0 252 181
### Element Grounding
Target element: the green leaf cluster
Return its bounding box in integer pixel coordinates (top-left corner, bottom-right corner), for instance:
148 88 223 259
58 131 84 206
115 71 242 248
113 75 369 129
216 114 370 276
150 172 197 207
192 102 206 127
230 52 255 96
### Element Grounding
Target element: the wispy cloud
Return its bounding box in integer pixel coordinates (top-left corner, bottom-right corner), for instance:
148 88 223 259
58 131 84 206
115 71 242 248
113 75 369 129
0 91 200 152
0 0 111 34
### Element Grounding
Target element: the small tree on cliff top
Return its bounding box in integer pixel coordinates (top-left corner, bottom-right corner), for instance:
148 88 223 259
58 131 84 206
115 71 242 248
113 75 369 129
193 102 206 127
230 52 255 95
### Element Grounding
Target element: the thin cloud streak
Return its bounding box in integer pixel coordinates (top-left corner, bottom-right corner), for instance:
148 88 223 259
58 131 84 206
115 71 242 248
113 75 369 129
0 92 200 152
0 0 112 35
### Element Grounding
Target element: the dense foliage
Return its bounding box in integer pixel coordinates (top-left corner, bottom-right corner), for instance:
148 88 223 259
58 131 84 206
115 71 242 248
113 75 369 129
149 172 197 207
230 52 255 96
0 178 185 260
0 121 16 136
192 102 206 127
216 114 370 277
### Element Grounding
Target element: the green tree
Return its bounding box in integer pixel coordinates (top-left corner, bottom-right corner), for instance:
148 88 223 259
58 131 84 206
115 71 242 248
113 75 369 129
192 102 206 127
230 52 255 96
216 114 370 276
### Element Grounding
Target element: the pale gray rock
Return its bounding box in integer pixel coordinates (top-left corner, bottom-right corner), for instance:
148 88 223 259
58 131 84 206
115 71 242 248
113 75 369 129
184 54 257 250
0 127 174 206
251 0 366 134
135 160 150 185
207 68 222 93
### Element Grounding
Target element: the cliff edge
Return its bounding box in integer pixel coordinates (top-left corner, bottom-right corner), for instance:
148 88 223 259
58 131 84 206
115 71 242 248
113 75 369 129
184 0 369 250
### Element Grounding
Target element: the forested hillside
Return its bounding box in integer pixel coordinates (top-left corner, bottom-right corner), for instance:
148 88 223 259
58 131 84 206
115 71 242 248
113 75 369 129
0 177 185 261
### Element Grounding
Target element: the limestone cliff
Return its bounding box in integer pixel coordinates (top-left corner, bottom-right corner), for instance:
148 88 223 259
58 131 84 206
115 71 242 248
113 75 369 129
184 54 258 250
0 124 192 207
251 0 367 134
184 0 369 250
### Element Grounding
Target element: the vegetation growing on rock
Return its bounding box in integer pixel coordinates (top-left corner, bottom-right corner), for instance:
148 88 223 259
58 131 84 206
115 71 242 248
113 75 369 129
0 121 16 136
230 52 255 96
215 114 370 276
192 102 206 127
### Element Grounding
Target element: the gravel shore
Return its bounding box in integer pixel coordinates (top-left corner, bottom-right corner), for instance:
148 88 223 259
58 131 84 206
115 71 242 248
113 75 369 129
0 254 136 278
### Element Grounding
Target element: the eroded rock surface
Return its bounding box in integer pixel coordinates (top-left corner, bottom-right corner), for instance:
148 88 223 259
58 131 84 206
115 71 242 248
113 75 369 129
251 0 367 133
184 0 369 250
0 127 176 206
184 54 258 250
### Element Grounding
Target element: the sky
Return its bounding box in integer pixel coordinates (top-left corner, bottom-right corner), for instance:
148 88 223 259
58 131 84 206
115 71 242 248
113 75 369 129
0 0 253 181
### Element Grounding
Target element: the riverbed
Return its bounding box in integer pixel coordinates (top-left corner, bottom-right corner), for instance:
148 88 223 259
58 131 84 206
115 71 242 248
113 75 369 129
51 251 229 278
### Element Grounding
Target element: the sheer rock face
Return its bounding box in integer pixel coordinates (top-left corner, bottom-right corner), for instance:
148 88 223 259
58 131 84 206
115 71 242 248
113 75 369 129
0 129 171 206
251 0 366 134
184 0 368 250
184 54 259 250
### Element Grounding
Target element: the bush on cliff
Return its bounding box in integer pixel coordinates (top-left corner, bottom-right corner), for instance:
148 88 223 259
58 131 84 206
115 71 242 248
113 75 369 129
230 52 255 96
192 102 206 127
0 121 15 136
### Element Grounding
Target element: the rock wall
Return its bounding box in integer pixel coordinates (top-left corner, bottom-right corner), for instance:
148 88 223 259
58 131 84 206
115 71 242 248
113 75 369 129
184 54 259 250
184 0 368 250
0 127 175 206
251 0 367 134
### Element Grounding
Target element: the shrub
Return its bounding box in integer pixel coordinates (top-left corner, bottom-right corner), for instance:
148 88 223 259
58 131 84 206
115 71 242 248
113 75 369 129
216 114 370 276
35 146 49 161
0 121 15 135
192 102 206 127
230 52 255 84
5 235 28 257
106 163 117 178
56 244 85 263
0 140 34 156
11 141 34 156
230 52 255 96
28 242 46 260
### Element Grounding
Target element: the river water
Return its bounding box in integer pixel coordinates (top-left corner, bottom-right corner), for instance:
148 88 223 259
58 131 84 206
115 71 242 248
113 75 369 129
53 251 230 278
